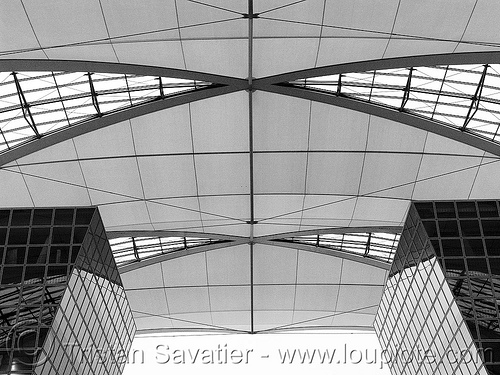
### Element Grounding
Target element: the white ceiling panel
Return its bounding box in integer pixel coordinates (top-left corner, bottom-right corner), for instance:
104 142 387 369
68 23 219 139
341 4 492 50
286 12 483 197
122 263 164 289
351 197 409 226
254 244 297 284
294 285 340 312
206 245 250 285
0 2 39 54
176 0 245 34
20 162 91 206
383 39 457 60
161 252 207 287
458 0 500 43
150 220 204 232
0 166 34 207
412 155 481 200
306 152 365 195
113 40 185 69
212 311 250 331
316 38 388 67
23 0 108 46
332 312 374 328
44 44 118 62
126 288 169 315
100 0 178 38
169 312 214 329
254 19 320 38
80 158 144 203
146 197 202 225
253 39 319 77
253 92 311 151
366 118 427 152
422 133 485 156
340 261 387 285
254 310 293 331
16 140 78 165
199 195 250 223
134 315 173 331
165 287 211 314
298 218 352 230
322 0 398 35
253 222 302 237
469 160 500 199
335 285 384 313
130 106 193 155
200 222 249 237
254 0 325 35
291 311 334 327
209 286 251 311
98 201 152 230
137 155 197 199
182 40 248 78
254 285 295 311
358 153 422 198
195 154 250 195
254 153 307 194
296 251 343 284
254 194 304 221
74 122 135 158
191 92 248 153
391 0 476 40
300 195 357 224
309 104 369 151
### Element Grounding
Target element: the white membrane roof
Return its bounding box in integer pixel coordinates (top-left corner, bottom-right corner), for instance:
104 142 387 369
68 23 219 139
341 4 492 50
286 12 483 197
1 0 500 334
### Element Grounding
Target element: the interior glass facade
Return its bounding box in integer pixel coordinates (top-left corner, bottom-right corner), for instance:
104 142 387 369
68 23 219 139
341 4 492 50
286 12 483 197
375 200 500 375
0 207 135 375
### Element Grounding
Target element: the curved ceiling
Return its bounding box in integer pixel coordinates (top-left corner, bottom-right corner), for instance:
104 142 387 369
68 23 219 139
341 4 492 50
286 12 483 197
1 0 500 334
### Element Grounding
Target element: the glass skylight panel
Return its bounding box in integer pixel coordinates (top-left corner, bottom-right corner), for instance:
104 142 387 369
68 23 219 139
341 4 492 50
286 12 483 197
0 70 211 152
293 63 500 144
276 231 400 263
108 235 223 266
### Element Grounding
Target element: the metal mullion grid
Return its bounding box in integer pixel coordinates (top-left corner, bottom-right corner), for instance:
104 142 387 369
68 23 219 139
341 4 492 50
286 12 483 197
477 211 500 337
407 280 451 374
398 262 443 374
378 230 417 336
453 211 484 347
424 266 483 374
80 242 127 370
74 271 114 375
50 307 83 375
90 233 133 351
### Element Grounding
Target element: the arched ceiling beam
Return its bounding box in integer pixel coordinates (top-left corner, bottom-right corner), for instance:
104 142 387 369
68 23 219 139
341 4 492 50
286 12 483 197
0 83 242 166
119 238 248 274
106 230 246 241
253 51 500 86
0 59 247 87
256 226 403 241
255 83 500 157
252 52 500 157
255 239 391 271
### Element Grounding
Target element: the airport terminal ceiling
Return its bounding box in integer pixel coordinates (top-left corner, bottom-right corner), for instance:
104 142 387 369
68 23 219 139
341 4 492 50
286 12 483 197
2 0 500 334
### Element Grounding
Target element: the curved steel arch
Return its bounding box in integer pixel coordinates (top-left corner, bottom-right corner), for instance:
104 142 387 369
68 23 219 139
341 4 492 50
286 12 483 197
251 52 500 157
0 59 249 167
0 59 247 86
253 51 500 86
256 83 500 157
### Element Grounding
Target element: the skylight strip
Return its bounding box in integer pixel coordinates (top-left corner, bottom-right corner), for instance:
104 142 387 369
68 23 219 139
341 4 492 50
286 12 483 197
0 71 213 153
109 236 224 267
293 63 500 144
275 232 400 263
